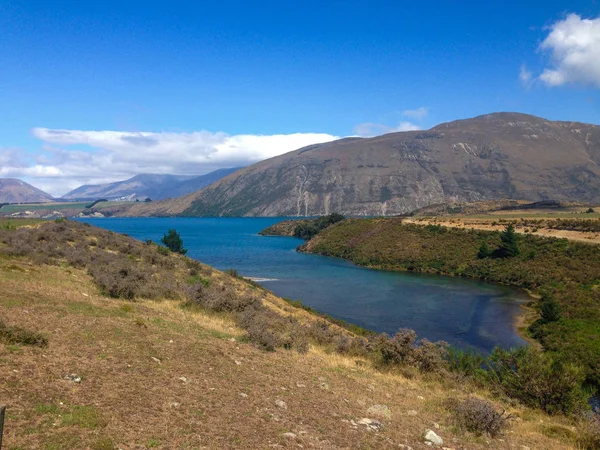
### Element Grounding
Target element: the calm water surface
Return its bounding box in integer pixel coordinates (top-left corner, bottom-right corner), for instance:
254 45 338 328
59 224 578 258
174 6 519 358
81 217 528 353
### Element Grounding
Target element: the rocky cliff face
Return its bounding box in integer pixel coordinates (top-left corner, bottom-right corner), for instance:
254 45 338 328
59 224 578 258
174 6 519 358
125 113 600 217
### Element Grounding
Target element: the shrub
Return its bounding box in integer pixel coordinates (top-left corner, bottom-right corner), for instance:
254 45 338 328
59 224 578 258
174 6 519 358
239 303 281 351
540 293 561 323
577 412 600 449
377 329 417 365
0 319 48 347
486 347 588 415
375 329 448 373
447 396 512 437
447 347 486 377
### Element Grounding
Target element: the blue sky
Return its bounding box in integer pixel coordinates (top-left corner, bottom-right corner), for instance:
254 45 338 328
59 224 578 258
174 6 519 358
1 0 599 195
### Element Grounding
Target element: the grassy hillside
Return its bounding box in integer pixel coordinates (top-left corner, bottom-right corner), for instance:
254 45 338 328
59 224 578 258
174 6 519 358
302 218 600 388
1 220 597 448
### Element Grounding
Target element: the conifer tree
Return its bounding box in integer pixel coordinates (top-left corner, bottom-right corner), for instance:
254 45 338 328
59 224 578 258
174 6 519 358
161 229 187 254
499 223 519 257
477 241 491 259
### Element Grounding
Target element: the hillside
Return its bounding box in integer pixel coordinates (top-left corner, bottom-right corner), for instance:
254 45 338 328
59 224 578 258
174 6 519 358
0 178 54 203
62 168 242 201
121 113 600 217
0 220 594 449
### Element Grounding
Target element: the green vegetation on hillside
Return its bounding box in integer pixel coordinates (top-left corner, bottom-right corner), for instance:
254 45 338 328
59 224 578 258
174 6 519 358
301 218 600 389
292 213 345 239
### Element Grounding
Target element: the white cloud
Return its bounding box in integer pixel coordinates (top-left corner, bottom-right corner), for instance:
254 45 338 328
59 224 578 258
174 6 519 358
538 13 600 87
2 129 339 196
519 64 533 85
353 121 421 138
402 107 429 120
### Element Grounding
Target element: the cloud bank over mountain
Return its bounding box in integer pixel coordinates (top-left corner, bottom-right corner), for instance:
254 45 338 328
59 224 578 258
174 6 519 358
1 129 340 196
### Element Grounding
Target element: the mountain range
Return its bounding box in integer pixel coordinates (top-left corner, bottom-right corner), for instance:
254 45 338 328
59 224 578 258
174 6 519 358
0 178 54 203
122 112 600 217
62 168 242 201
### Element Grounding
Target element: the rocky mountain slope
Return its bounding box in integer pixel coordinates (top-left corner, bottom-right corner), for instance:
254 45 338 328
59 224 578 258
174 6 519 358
0 178 54 203
123 113 600 217
62 167 242 201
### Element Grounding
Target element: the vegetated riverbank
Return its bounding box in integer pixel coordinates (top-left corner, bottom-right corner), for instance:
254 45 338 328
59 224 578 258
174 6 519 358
1 219 599 448
298 218 600 391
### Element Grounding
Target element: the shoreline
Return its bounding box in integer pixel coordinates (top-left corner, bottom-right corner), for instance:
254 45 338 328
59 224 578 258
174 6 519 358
297 245 536 349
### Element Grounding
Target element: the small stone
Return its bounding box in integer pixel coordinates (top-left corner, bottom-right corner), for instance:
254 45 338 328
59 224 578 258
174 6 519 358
151 357 161 364
178 377 188 383
367 384 375 391
296 382 306 388
65 374 82 383
398 445 413 450
357 418 383 430
367 404 391 419
406 410 418 416
240 393 248 398
433 422 440 429
520 447 530 450
229 338 236 342
234 360 242 365
275 399 287 409
282 432 297 439
417 396 425 400
169 402 180 408
320 382 329 390
424 429 443 446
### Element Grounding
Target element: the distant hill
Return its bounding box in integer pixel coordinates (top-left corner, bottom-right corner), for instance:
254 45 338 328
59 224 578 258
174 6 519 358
62 168 243 201
121 112 600 217
0 178 54 203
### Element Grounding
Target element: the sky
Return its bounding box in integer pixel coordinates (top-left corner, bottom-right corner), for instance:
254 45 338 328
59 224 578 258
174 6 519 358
1 0 600 196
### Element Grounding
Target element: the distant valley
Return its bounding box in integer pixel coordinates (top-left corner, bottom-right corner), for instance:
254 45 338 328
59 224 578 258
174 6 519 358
61 167 243 201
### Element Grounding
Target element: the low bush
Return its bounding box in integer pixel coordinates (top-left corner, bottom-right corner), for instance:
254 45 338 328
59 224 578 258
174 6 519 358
375 329 448 372
577 412 600 450
447 396 512 437
0 319 48 347
486 347 587 415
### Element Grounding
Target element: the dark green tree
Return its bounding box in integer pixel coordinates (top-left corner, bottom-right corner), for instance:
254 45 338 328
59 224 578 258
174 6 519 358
499 223 520 257
161 229 187 254
540 294 561 323
477 241 491 259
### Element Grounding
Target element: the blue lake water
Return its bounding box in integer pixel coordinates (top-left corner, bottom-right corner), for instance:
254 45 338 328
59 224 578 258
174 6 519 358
80 217 528 353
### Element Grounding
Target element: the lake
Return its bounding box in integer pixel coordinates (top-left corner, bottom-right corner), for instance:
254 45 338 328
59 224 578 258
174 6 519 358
80 217 528 353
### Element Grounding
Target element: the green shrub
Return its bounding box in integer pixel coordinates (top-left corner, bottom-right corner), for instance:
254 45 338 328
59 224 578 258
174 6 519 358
486 347 587 415
0 319 48 347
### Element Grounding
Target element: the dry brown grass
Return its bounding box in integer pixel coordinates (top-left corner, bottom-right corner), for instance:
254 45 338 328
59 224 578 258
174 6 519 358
0 254 583 449
406 216 600 244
